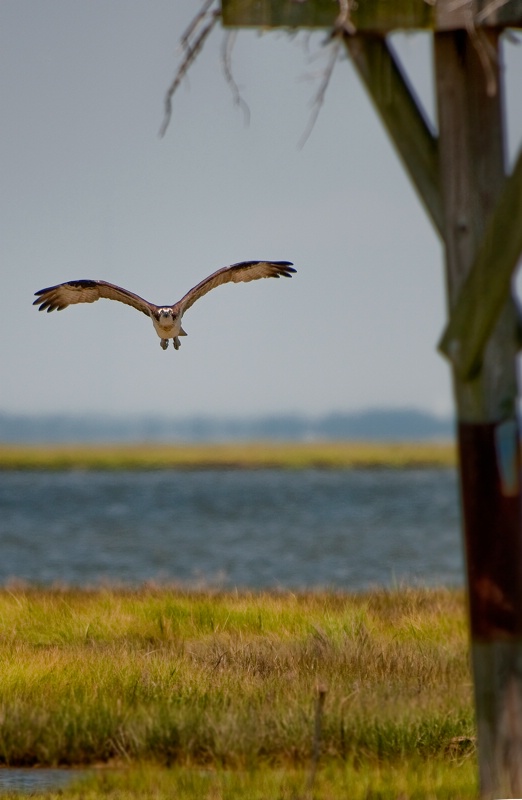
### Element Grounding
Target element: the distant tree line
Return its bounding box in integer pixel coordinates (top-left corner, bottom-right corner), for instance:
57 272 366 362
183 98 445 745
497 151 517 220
0 409 453 443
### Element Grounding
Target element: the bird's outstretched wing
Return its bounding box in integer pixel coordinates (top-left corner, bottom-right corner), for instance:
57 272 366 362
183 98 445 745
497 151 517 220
33 280 153 317
173 261 296 315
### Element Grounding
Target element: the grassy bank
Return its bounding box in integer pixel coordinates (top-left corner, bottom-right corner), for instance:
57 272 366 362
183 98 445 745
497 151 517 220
0 586 476 797
10 759 477 800
0 441 456 470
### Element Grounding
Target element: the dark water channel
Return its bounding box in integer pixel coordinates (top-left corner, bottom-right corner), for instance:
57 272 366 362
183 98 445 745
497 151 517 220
0 468 462 589
0 768 87 793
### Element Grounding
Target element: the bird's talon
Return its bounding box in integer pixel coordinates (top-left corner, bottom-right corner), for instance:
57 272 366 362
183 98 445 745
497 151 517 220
160 339 168 350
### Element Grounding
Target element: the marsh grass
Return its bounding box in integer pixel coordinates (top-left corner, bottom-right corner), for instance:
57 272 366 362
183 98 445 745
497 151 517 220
0 441 456 470
0 586 473 777
0 759 478 800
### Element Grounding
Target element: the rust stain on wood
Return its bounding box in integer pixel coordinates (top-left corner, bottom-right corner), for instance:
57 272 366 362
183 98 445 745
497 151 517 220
458 421 522 639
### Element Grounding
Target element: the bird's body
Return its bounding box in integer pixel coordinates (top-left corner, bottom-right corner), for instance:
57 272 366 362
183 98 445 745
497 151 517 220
152 309 186 350
33 260 295 350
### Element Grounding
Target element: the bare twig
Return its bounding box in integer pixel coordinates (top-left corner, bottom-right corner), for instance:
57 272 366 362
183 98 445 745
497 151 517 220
179 0 215 53
297 0 355 149
221 31 251 126
298 37 342 149
474 0 512 23
465 5 498 97
333 0 356 35
446 0 498 96
404 0 498 96
159 3 221 138
161 0 347 144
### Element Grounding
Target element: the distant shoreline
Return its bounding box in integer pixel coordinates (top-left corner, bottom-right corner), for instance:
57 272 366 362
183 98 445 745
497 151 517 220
0 409 454 444
0 441 456 470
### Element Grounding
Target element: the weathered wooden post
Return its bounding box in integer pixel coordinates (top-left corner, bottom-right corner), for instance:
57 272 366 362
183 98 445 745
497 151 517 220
435 30 522 797
221 1 522 795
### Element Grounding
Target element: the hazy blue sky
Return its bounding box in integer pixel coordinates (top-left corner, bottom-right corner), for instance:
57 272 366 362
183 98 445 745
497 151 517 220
2 3 521 418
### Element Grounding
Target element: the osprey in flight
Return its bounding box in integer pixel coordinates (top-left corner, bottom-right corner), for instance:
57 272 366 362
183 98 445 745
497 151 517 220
34 260 295 350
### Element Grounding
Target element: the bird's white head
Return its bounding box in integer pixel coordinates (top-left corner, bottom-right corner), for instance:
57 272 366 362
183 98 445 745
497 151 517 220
152 307 180 338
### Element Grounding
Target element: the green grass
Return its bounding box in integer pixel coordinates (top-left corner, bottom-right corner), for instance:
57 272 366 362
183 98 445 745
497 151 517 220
0 588 474 780
0 441 456 470
0 762 479 800
4 759 476 800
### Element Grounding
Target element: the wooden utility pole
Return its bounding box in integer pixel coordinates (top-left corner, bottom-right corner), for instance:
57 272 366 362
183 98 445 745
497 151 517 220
221 1 522 796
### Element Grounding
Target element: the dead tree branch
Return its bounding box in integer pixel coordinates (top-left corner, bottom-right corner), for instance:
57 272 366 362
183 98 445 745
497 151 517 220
160 0 350 143
298 37 342 149
333 0 357 35
159 1 221 137
222 31 251 126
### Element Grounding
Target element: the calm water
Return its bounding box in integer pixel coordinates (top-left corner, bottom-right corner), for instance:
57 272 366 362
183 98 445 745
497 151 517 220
0 469 463 590
0 768 87 792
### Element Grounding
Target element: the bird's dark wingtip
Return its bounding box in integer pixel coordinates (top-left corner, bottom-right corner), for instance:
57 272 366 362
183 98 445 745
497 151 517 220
275 262 296 277
33 296 47 311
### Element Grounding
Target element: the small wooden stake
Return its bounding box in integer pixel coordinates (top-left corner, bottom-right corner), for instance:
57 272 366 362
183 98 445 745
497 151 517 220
307 684 327 793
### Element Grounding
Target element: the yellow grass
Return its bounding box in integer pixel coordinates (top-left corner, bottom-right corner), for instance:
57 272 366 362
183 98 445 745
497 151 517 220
0 586 477 797
0 586 473 767
0 441 456 470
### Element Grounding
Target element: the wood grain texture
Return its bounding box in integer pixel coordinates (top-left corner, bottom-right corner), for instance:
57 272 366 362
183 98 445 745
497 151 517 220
435 30 522 798
222 0 522 31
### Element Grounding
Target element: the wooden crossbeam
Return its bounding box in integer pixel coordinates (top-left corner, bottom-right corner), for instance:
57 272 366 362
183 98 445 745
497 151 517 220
438 147 522 379
343 34 443 237
222 0 522 32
